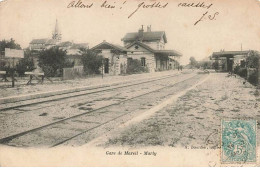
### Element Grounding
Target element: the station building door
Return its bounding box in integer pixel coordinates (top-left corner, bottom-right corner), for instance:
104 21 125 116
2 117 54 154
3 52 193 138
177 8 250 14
104 58 109 73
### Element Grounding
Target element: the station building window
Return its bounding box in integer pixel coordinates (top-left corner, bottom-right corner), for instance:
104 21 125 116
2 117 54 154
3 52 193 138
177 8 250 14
141 57 146 67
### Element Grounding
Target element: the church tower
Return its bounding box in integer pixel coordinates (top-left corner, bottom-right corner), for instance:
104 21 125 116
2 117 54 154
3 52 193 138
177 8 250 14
52 19 62 41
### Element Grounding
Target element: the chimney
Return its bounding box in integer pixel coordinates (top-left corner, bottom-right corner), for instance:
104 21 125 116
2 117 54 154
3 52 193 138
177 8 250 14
138 25 144 41
147 25 151 32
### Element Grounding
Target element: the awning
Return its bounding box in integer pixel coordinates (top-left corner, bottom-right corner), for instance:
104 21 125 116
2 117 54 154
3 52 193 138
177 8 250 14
155 50 182 56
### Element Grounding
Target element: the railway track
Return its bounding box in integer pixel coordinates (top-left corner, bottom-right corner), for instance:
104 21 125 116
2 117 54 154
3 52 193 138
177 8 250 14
0 72 184 112
2 72 195 141
0 73 207 147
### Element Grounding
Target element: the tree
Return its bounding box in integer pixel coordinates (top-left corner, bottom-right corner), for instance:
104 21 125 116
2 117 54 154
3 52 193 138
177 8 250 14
16 49 35 76
189 57 198 68
246 51 259 69
0 38 21 52
38 47 74 77
246 51 260 85
81 49 103 75
197 61 212 69
212 60 219 70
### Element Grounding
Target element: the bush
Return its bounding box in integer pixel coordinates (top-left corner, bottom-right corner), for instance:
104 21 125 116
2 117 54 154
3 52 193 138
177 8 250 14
248 71 258 86
234 66 247 78
81 49 103 75
233 51 260 86
212 61 219 71
126 59 148 74
246 52 259 69
246 51 259 86
16 50 35 76
38 47 74 77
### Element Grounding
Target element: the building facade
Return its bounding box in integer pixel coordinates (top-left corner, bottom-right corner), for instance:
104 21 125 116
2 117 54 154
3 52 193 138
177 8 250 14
121 25 182 72
122 25 167 50
91 26 182 75
91 41 128 75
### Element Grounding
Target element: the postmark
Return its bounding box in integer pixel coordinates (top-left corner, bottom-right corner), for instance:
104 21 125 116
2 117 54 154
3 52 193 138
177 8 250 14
221 119 257 164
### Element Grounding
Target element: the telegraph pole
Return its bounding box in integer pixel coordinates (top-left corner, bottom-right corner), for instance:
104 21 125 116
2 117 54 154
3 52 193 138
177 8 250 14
12 57 15 87
258 54 260 89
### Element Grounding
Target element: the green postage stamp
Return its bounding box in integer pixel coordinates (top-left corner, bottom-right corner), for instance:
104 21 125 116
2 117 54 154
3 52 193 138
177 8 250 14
221 119 257 163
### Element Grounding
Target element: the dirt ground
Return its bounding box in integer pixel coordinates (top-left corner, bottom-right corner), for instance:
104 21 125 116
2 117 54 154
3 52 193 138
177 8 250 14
99 73 260 148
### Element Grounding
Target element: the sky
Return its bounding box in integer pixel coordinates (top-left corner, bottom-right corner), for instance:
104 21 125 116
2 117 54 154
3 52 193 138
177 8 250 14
1 0 260 64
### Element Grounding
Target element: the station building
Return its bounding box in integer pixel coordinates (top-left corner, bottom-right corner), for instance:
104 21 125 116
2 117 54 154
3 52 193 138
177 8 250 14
122 25 182 72
91 26 182 75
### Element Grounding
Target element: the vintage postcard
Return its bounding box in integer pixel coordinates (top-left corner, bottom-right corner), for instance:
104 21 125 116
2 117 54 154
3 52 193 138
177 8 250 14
0 0 260 167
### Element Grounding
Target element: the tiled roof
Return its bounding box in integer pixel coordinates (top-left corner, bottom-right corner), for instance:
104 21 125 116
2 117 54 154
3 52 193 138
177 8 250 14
70 43 89 49
30 39 49 44
126 41 155 52
91 41 128 52
58 41 73 47
46 39 58 45
122 31 167 43
30 38 58 45
155 50 182 56
126 41 182 56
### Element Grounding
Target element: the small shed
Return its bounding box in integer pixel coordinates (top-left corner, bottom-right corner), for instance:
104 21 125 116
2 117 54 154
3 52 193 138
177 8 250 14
91 41 129 75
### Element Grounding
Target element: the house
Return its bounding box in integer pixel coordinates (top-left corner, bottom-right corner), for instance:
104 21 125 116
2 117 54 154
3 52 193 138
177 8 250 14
29 38 59 51
91 41 129 75
121 25 182 72
58 41 89 66
58 41 89 55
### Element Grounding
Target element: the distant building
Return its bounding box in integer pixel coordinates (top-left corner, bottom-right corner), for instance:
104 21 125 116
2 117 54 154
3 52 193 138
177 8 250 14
211 50 253 72
122 25 182 72
58 41 89 66
28 20 89 67
52 19 62 41
29 39 58 51
29 19 61 51
58 41 89 55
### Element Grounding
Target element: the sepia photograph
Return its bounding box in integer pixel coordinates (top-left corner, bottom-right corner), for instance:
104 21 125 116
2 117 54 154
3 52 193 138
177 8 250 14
0 0 259 167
